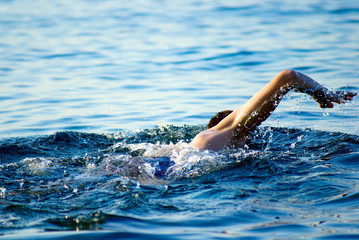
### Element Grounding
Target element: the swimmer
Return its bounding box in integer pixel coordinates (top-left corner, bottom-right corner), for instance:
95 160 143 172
190 70 357 151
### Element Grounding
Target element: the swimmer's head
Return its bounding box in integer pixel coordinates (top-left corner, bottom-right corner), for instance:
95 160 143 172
207 110 233 129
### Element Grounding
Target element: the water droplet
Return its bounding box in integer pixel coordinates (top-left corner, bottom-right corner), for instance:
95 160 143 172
0 187 6 199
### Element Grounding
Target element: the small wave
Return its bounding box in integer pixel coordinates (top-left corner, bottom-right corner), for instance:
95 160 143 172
316 192 359 208
41 51 98 60
330 7 359 14
47 211 106 231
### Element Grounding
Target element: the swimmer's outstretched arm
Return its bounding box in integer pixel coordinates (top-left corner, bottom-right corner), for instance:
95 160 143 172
191 70 356 151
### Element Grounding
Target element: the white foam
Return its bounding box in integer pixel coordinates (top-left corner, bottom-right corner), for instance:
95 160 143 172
126 141 227 180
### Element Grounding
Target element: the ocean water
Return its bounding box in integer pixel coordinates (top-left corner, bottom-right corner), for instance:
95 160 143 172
1 0 359 239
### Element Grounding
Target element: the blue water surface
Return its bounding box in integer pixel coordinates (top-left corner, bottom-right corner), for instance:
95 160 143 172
1 0 359 239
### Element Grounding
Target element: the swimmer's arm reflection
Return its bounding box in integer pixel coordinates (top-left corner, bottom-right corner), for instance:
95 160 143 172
190 70 357 151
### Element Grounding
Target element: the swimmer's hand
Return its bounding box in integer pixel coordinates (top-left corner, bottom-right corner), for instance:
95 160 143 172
314 89 357 108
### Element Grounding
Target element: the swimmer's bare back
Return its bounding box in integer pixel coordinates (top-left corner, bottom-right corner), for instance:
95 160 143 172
190 70 357 151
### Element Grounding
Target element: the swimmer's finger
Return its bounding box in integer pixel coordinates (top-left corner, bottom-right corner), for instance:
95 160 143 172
335 91 357 100
344 91 357 100
347 91 357 97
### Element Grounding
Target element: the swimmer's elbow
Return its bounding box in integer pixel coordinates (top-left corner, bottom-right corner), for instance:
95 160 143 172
190 130 230 151
190 135 210 151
